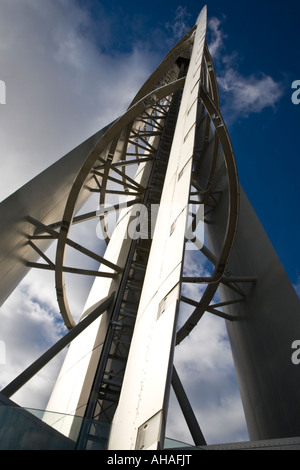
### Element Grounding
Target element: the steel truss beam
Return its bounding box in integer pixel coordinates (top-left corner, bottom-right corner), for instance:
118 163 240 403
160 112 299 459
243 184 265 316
1 293 115 399
0 7 269 449
171 367 206 446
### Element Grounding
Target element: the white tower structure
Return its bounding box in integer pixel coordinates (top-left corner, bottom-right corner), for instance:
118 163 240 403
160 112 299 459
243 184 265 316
1 6 300 450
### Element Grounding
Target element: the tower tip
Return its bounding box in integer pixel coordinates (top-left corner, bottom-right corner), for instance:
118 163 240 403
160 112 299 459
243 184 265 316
196 5 207 26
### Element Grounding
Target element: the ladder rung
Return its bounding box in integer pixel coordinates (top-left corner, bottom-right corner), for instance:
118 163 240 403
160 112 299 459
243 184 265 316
102 378 122 387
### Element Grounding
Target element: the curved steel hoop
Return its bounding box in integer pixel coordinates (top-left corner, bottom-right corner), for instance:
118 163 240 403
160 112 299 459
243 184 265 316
54 28 239 338
55 82 187 328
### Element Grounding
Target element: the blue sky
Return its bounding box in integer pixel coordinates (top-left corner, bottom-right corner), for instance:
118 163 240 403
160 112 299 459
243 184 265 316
0 0 299 447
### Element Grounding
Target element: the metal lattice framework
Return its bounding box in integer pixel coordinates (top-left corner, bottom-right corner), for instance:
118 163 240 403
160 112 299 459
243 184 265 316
2 6 299 450
24 35 243 336
1 13 249 441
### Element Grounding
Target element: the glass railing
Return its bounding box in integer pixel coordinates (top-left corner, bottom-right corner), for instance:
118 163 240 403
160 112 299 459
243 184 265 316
28 407 111 449
164 437 198 449
0 405 110 450
0 404 76 449
0 404 195 450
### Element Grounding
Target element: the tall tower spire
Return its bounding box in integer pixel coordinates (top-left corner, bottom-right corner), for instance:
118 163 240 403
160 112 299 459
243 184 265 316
1 6 300 450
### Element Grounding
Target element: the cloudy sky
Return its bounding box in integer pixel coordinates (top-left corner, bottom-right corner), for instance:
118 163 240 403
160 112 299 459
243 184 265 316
0 0 299 447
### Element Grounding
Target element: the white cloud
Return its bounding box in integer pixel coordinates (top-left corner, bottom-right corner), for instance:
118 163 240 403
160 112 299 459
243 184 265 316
0 268 67 408
164 249 249 445
165 6 192 45
0 0 156 202
207 16 226 59
218 69 283 118
207 16 283 121
167 313 249 445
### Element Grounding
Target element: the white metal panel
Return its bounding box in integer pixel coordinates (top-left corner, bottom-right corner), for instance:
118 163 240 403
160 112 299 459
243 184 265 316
0 125 112 309
108 6 207 450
